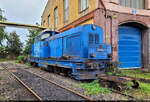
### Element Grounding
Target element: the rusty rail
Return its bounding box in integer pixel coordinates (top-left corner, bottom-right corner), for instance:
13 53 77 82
25 70 94 101
1 63 93 101
1 64 43 101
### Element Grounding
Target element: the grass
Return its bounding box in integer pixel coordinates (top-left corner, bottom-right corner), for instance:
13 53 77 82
137 82 150 95
0 58 9 62
8 88 14 91
25 63 31 67
74 79 110 95
106 69 150 100
122 81 150 99
0 97 9 101
114 69 150 80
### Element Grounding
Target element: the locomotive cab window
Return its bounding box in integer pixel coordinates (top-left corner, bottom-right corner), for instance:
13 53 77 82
89 34 99 44
40 31 52 41
95 34 99 44
89 34 94 44
40 33 50 40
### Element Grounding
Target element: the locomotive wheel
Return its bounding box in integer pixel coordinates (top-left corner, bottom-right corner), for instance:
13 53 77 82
33 63 36 67
33 63 38 67
30 62 34 66
63 69 68 77
67 70 72 78
48 66 54 72
54 67 61 74
115 85 122 91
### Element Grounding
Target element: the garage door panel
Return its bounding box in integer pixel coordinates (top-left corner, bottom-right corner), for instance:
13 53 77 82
118 26 142 68
119 57 141 62
119 52 140 56
120 63 141 68
119 41 139 45
119 46 140 51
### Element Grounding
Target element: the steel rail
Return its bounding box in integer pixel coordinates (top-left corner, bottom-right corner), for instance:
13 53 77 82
2 63 136 101
109 88 136 100
26 68 137 100
1 64 43 101
2 63 93 101
25 70 94 101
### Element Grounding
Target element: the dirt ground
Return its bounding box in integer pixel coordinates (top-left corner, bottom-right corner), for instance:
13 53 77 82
0 67 36 101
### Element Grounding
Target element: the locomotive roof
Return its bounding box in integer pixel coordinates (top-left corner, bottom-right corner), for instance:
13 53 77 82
48 24 100 40
36 28 59 37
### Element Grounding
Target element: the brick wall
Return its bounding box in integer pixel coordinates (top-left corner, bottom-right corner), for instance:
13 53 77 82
94 8 150 68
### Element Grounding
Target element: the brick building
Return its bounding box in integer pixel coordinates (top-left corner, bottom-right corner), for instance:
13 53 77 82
42 0 150 69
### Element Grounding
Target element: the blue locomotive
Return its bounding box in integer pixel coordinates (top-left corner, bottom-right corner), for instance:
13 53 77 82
30 24 112 80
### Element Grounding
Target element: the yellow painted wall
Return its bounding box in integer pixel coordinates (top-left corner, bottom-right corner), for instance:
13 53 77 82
42 0 98 30
77 18 94 26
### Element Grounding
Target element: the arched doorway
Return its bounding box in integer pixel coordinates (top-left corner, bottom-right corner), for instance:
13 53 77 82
118 22 148 69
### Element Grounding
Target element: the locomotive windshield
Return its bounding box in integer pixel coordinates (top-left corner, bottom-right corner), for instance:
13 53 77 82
89 33 99 44
34 31 51 42
40 32 50 40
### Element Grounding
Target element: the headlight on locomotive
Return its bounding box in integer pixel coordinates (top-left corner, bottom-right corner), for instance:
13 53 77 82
85 63 92 68
107 54 112 58
90 53 96 58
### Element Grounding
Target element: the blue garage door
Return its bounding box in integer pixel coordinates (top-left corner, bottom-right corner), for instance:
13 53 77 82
118 26 142 68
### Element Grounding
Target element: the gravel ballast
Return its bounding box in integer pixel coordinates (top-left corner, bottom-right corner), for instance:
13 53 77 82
1 62 129 100
0 66 37 101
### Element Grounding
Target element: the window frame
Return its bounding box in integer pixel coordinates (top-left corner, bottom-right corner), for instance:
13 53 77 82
64 0 69 23
48 15 50 27
54 7 58 29
119 0 145 9
79 0 89 13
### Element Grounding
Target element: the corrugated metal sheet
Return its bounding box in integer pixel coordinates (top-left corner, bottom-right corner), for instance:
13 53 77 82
118 26 142 68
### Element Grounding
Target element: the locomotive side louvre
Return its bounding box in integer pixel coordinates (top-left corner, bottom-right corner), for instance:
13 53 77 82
30 24 112 80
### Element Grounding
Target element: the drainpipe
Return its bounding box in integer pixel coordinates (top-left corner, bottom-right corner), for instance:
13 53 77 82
99 0 113 57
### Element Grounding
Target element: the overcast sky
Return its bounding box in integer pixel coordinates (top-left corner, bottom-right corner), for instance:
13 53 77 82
0 0 48 46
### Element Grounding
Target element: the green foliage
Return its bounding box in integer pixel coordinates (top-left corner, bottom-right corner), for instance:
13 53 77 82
17 55 24 62
23 29 42 55
117 70 150 80
138 82 150 95
105 61 122 75
0 58 9 62
75 79 110 95
8 88 14 91
106 72 113 76
25 63 31 67
0 46 9 58
7 31 23 57
0 8 7 46
122 81 150 99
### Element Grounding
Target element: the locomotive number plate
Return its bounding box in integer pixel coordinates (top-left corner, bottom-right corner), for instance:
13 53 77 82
97 48 105 52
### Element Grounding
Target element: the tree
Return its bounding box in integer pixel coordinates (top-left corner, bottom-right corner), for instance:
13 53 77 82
0 8 7 46
0 46 8 58
7 31 23 57
23 29 42 55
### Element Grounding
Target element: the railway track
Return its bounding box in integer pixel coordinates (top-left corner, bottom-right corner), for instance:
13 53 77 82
1 63 93 101
1 62 137 100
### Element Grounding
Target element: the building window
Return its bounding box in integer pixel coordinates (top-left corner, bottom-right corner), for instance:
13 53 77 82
48 15 50 27
64 0 69 22
119 0 145 9
54 7 58 29
79 0 89 12
43 20 45 26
